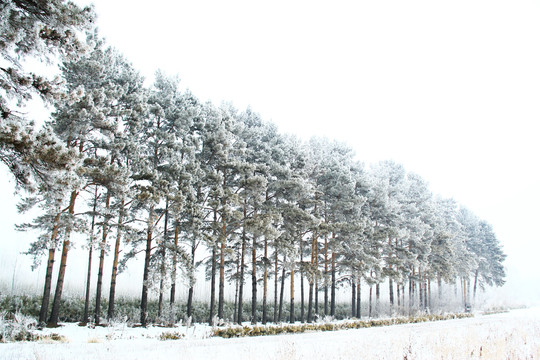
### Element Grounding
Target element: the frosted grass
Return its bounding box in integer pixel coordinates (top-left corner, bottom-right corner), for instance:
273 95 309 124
1 307 539 360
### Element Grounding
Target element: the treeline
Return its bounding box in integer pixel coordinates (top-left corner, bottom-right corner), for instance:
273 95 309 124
1 1 505 328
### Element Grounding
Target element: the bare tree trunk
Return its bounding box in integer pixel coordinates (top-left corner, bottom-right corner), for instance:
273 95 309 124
158 199 169 319
324 235 328 316
396 281 400 308
209 245 217 325
389 277 394 308
273 249 278 323
300 239 305 323
289 266 295 323
251 233 257 324
107 199 124 321
186 229 196 319
83 188 98 324
237 216 246 324
170 221 179 306
351 275 356 318
218 223 226 320
40 210 61 325
95 191 111 325
233 254 239 323
39 247 56 325
278 255 286 322
262 236 268 324
356 278 361 319
48 190 78 327
330 251 336 316
140 205 155 327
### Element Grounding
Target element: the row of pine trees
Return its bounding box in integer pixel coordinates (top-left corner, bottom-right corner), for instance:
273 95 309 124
2 2 505 328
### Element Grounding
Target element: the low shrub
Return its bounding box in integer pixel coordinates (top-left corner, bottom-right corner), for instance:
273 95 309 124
211 312 474 338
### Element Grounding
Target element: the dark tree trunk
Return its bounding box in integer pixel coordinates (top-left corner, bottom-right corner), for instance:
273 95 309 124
170 221 179 306
186 229 196 319
39 247 56 325
324 236 328 316
95 191 111 325
209 245 217 325
218 224 226 320
233 254 239 323
330 252 336 316
237 219 246 324
273 250 278 323
375 283 380 316
356 279 361 319
289 267 295 323
48 190 78 327
278 255 286 322
157 199 170 319
351 276 356 318
300 239 305 323
140 206 154 327
389 277 394 307
40 211 61 325
262 236 268 324
83 187 98 324
251 233 257 324
307 281 314 323
107 199 124 321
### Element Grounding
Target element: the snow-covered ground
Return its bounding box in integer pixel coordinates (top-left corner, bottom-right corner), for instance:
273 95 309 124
2 307 539 360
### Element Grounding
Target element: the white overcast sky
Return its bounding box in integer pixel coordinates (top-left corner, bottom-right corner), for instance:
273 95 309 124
1 0 539 303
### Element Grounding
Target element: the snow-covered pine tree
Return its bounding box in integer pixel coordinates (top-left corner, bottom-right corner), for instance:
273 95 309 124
0 0 93 190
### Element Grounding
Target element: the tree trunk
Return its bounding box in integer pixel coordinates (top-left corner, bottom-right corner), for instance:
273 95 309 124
324 235 328 316
289 267 295 323
140 205 154 327
209 245 217 325
278 255 286 322
218 223 226 320
330 251 336 316
107 199 124 321
83 187 98 324
273 249 278 323
186 228 196 319
356 278 361 319
95 191 111 325
351 275 356 318
170 221 179 306
375 283 380 317
396 281 400 308
262 236 268 324
237 218 246 324
158 199 169 319
39 248 56 325
251 233 257 324
233 254 239 323
389 277 394 307
40 212 61 325
300 239 305 323
48 190 78 327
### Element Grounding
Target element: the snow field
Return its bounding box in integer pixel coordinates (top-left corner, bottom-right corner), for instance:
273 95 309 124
1 307 539 360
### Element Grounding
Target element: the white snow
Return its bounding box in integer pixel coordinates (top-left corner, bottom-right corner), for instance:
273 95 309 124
2 307 539 360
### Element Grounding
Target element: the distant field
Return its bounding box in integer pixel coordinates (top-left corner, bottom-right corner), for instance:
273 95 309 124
1 307 539 359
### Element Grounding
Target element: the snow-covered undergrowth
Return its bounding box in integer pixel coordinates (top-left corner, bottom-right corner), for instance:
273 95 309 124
1 307 539 359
